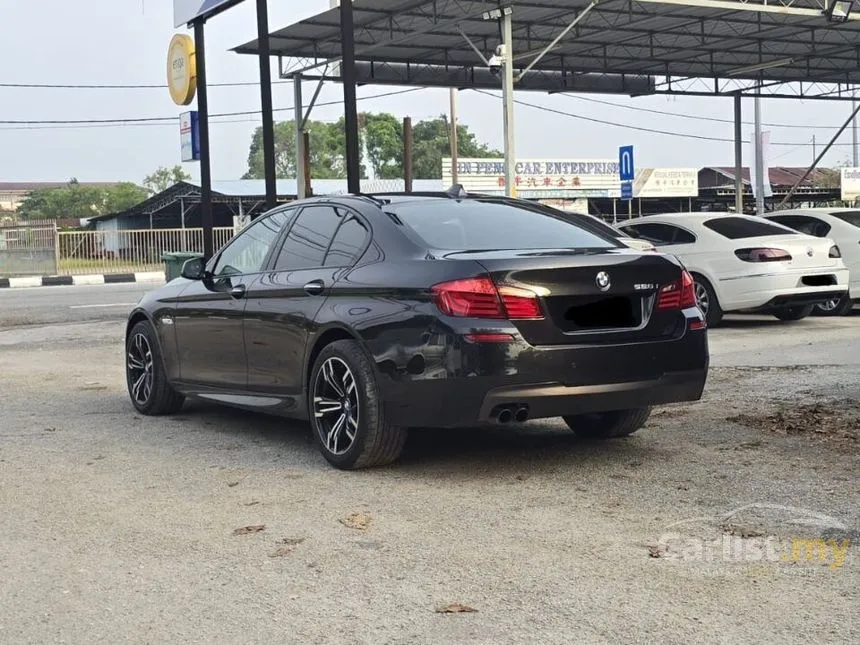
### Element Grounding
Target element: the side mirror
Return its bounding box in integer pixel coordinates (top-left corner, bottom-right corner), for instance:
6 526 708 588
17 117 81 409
181 257 207 280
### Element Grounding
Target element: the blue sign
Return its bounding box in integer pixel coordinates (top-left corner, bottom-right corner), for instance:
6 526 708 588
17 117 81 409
619 145 635 182
180 111 200 162
621 181 633 200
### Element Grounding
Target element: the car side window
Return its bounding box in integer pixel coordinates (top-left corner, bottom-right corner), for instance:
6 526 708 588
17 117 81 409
324 216 369 267
274 205 343 271
213 210 290 277
769 215 831 238
623 223 695 246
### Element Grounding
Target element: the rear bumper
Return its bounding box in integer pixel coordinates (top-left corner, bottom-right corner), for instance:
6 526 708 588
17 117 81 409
377 328 709 428
720 268 849 310
477 370 706 422
747 288 849 311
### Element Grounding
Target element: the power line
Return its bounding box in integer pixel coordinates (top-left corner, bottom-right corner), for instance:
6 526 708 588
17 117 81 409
4 77 857 132
560 93 854 131
0 87 423 126
474 90 857 148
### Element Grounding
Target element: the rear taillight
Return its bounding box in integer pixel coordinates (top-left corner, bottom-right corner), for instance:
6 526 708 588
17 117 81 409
431 276 543 320
656 270 696 311
734 248 792 262
829 245 841 258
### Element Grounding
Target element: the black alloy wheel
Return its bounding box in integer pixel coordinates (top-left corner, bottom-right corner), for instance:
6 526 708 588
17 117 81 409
309 340 407 470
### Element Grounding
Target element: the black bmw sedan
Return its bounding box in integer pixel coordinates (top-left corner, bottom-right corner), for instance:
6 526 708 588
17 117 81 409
125 190 709 469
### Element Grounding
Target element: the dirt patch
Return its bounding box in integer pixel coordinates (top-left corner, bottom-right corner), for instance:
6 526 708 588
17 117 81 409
727 399 860 448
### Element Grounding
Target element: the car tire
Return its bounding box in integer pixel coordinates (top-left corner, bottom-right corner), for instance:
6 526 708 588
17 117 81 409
309 339 407 470
563 407 651 439
691 273 723 327
125 320 185 415
772 305 814 321
812 294 854 317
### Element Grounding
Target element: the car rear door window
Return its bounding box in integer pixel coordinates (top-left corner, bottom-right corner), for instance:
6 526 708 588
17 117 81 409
768 215 831 237
622 223 695 245
385 199 619 250
703 216 798 239
274 205 343 270
324 216 369 267
831 211 860 228
213 210 290 277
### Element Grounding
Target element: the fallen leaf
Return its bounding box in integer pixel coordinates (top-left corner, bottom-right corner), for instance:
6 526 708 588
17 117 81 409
647 542 669 558
227 481 240 488
233 525 266 536
242 500 260 506
280 537 306 546
269 547 294 558
436 603 478 614
339 512 371 531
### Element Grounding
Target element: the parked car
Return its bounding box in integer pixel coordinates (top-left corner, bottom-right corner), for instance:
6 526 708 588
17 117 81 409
616 213 850 326
125 192 708 469
763 209 859 316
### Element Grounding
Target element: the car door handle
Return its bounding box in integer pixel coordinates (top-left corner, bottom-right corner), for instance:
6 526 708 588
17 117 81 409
303 280 325 296
230 284 247 299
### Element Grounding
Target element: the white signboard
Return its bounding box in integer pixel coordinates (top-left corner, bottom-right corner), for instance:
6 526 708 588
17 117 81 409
841 167 860 201
626 168 698 198
175 0 238 27
443 158 697 198
443 158 621 198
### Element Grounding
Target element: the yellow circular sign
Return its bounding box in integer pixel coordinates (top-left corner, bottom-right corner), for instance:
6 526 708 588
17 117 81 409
167 34 197 106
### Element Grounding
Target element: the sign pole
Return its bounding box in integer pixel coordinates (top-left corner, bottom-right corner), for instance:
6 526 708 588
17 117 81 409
193 19 214 259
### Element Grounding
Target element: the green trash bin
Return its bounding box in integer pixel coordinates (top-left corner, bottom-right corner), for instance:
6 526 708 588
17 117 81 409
162 252 204 282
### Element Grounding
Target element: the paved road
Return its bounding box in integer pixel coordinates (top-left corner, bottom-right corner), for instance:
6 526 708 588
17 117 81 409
0 282 159 329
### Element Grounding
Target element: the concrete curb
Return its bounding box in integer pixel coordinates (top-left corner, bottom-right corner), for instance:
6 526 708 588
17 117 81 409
0 272 166 289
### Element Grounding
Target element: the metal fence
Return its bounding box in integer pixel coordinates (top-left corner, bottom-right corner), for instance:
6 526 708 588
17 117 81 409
0 225 58 276
55 227 235 275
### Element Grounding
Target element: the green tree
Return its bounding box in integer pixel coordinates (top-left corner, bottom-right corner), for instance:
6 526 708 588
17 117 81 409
143 165 192 193
244 119 358 180
17 180 147 220
411 116 501 179
102 183 149 212
361 112 404 179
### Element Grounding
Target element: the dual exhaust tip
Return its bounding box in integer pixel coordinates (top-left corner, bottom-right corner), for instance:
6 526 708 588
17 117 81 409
494 405 529 424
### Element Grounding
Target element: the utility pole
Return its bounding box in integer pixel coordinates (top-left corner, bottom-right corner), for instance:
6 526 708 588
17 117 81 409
449 88 459 184
812 135 817 166
501 9 515 197
754 97 764 216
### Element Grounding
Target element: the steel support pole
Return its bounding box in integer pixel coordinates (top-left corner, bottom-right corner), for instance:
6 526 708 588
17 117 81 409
294 74 306 200
339 0 361 194
193 20 214 259
733 94 743 215
754 97 764 215
853 96 858 167
256 0 277 211
450 88 459 184
403 117 413 193
501 11 516 197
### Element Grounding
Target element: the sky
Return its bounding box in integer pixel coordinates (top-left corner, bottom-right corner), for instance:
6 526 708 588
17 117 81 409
1 0 859 184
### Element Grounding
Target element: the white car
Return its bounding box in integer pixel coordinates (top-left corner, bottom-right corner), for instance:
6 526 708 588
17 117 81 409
616 213 850 325
763 209 859 316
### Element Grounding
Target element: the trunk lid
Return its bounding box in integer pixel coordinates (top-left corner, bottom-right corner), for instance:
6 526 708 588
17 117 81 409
441 248 688 346
746 234 839 270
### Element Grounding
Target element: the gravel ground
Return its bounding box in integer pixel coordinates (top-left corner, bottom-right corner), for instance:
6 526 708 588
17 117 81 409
0 314 858 644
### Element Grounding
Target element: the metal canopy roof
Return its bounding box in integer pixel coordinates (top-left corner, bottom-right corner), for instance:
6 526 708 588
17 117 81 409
235 0 860 99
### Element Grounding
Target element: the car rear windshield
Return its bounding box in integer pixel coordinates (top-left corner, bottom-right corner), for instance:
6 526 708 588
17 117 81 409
832 211 860 227
384 199 621 250
703 216 798 239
